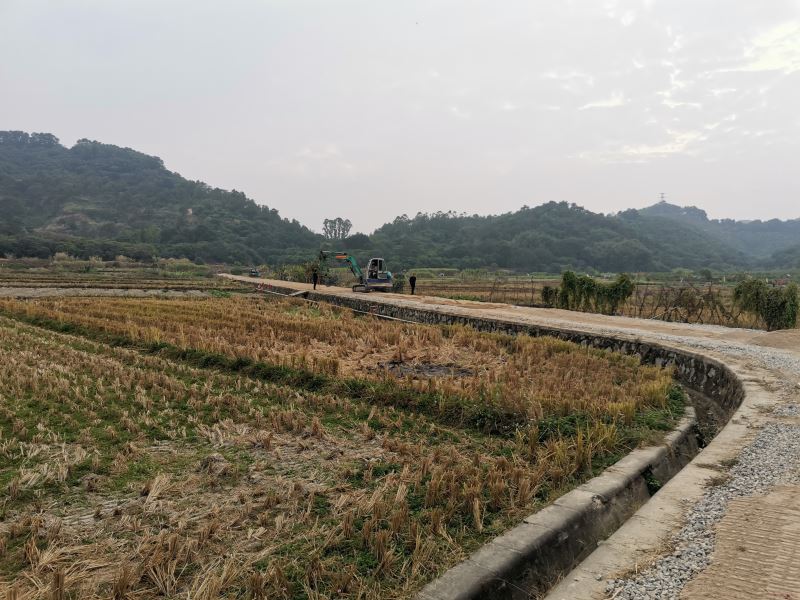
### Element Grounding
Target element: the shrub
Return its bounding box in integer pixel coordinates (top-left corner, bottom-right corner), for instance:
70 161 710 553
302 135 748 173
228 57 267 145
541 285 558 307
734 279 799 330
596 274 635 315
553 271 634 315
392 272 406 293
283 261 320 283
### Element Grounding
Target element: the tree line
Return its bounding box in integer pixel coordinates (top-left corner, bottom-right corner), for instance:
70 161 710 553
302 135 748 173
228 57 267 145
1 131 798 273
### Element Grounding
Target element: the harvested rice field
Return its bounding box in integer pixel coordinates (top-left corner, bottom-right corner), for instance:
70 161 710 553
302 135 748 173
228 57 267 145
0 259 249 292
0 296 684 599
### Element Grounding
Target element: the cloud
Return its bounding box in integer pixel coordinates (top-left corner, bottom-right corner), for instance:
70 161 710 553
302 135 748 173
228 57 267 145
449 105 471 119
602 1 636 27
620 11 636 27
703 114 737 131
541 69 595 93
655 63 704 109
662 98 702 109
624 130 707 157
578 129 708 164
297 143 342 160
741 21 800 74
579 91 627 110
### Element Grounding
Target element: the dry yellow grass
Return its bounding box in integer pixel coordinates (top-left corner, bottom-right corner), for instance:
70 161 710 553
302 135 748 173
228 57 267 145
0 296 672 424
0 258 246 291
0 297 680 599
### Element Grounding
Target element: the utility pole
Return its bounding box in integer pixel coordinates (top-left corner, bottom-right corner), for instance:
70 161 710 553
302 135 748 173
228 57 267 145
659 192 666 203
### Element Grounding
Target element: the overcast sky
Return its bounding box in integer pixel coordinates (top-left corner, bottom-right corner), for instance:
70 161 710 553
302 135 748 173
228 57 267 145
2 0 799 233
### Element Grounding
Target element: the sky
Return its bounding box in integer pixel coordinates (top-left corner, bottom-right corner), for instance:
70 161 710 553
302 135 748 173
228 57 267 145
2 0 799 233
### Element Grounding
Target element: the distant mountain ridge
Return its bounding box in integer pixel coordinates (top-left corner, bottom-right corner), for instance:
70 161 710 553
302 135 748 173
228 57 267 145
367 203 753 273
0 131 797 271
636 201 800 258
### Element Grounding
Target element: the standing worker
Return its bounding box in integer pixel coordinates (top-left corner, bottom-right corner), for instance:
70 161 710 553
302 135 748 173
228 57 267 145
409 274 417 295
312 269 319 290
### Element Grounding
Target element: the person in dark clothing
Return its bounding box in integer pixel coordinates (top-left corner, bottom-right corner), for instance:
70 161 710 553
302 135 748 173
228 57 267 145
409 274 417 295
312 270 319 290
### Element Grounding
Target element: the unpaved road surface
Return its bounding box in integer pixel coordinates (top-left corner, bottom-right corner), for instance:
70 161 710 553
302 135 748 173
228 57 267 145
682 485 800 599
224 275 800 600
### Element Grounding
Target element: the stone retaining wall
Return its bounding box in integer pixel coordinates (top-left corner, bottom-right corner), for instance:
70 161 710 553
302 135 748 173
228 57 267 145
252 282 745 599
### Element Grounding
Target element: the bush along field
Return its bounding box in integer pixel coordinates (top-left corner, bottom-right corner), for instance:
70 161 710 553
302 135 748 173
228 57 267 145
0 296 684 599
414 272 799 330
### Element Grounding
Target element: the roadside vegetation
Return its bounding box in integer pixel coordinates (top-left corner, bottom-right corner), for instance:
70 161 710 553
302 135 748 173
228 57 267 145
733 279 799 331
543 274 798 330
404 271 799 330
0 296 682 598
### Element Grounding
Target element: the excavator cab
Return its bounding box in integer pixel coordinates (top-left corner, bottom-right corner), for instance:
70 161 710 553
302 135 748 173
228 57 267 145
364 258 392 291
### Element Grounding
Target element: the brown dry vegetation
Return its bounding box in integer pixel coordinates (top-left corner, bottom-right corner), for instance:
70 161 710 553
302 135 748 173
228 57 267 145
0 297 672 425
0 297 681 599
0 259 247 291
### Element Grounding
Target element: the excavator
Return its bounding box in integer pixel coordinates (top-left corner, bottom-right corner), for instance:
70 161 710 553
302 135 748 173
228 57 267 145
318 251 394 292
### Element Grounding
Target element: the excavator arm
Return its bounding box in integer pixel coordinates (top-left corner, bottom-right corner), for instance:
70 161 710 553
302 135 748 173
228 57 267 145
318 251 364 283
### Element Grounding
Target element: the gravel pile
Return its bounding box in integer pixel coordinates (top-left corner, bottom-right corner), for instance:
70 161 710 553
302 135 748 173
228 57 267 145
605 422 800 599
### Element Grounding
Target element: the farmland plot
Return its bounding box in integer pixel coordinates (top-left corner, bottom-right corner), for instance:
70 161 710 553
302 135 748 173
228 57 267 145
0 297 682 599
0 259 248 292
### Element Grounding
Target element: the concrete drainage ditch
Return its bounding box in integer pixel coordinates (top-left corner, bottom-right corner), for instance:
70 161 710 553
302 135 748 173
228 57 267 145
237 280 746 600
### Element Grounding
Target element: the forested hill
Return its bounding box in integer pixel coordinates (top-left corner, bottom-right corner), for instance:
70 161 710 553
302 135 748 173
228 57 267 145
768 243 800 269
365 204 752 272
1 131 797 271
363 204 799 272
0 131 320 263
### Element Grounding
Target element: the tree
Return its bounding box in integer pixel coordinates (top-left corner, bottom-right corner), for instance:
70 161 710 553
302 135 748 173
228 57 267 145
322 217 352 240
342 232 370 249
